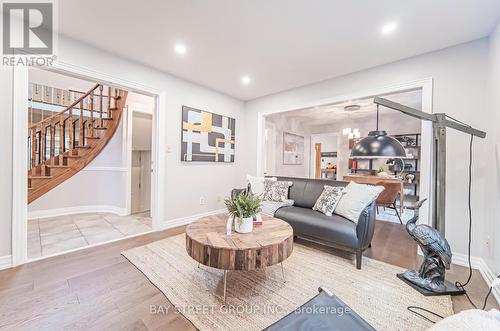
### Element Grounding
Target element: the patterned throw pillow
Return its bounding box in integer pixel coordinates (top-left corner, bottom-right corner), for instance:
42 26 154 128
313 185 345 216
263 180 292 202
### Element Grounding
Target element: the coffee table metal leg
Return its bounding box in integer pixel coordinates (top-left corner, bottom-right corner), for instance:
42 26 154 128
281 262 286 282
223 270 228 304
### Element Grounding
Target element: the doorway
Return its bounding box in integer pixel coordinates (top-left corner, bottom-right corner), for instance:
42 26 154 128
11 63 165 266
126 93 155 218
130 112 153 214
258 79 433 228
310 133 339 180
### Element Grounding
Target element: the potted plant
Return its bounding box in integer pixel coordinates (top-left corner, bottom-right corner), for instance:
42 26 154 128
224 192 262 234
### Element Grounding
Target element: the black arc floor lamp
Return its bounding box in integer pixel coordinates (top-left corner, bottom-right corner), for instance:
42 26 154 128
350 97 486 296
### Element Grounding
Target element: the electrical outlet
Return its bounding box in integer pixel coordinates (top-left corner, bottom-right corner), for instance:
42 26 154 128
199 197 206 205
486 236 491 248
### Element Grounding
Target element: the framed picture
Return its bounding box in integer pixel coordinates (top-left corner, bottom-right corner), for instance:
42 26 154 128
283 132 304 165
181 106 235 162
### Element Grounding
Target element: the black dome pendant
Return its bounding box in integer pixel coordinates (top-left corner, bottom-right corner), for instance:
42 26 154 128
350 104 407 159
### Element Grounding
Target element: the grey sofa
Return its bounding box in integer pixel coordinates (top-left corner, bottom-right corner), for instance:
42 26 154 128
272 177 376 269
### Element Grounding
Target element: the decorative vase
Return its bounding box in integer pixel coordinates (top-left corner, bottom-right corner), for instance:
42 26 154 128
235 216 253 233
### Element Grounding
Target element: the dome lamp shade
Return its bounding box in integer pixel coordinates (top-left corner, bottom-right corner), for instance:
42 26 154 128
350 130 407 159
350 104 407 159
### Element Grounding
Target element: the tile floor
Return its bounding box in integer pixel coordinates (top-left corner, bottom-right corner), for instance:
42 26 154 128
28 211 152 259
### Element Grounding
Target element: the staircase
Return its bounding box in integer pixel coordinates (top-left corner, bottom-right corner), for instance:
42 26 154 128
28 83 128 204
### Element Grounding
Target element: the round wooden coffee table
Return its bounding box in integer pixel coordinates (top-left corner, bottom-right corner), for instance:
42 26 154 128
185 214 294 303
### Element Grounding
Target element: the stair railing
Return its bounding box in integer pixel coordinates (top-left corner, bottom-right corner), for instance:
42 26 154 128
28 83 123 176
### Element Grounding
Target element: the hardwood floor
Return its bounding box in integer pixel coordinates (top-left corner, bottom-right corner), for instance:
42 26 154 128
0 220 497 330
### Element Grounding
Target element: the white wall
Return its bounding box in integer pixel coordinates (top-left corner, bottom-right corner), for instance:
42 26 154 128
264 115 310 178
486 22 500 275
242 38 491 264
1 35 245 257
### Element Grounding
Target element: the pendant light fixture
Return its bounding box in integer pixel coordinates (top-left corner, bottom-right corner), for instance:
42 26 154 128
350 104 407 159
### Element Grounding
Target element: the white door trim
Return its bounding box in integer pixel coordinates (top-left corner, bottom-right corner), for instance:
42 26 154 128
11 59 166 266
11 66 29 267
256 77 434 228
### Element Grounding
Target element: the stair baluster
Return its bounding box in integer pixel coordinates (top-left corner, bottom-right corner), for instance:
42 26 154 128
107 87 112 119
99 84 103 127
90 92 94 137
40 125 46 176
68 107 73 151
59 113 64 165
50 123 55 163
31 127 36 176
79 99 84 149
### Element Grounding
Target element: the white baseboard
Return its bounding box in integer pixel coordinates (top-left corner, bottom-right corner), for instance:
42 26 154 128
0 255 12 270
28 205 127 220
452 252 500 305
160 209 226 230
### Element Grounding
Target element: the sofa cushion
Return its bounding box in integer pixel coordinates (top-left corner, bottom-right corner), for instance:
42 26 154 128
275 206 358 248
274 177 348 209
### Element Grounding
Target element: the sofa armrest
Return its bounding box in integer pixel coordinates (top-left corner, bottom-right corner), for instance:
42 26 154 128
355 201 376 249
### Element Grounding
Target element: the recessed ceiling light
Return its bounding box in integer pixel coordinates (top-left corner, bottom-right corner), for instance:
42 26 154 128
241 76 251 85
344 104 361 111
381 23 397 34
174 44 187 55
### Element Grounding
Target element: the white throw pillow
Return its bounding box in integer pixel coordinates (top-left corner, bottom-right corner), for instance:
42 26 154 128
246 175 277 196
263 180 292 202
313 186 345 216
334 181 384 223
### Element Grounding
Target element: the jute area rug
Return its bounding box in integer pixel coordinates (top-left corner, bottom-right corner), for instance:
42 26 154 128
122 234 453 331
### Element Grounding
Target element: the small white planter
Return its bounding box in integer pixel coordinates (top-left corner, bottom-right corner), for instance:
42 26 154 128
235 216 253 233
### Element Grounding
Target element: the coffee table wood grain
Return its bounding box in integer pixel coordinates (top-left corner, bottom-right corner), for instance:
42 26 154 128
186 214 294 271
185 214 294 304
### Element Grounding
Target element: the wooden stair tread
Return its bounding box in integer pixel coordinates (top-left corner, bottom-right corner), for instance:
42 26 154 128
29 176 53 179
46 165 69 168
94 127 107 130
87 136 100 140
63 154 81 158
75 146 91 149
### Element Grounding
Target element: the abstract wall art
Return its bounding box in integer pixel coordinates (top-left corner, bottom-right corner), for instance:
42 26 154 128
181 106 235 162
283 132 304 165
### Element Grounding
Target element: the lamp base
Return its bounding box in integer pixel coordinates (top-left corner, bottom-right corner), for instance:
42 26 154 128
397 273 466 296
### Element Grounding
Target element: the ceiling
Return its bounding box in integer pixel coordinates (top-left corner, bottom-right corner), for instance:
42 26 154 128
58 0 500 101
266 89 422 128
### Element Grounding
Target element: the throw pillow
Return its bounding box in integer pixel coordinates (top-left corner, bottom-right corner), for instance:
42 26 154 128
312 185 345 216
246 175 277 196
263 180 292 202
334 181 384 223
